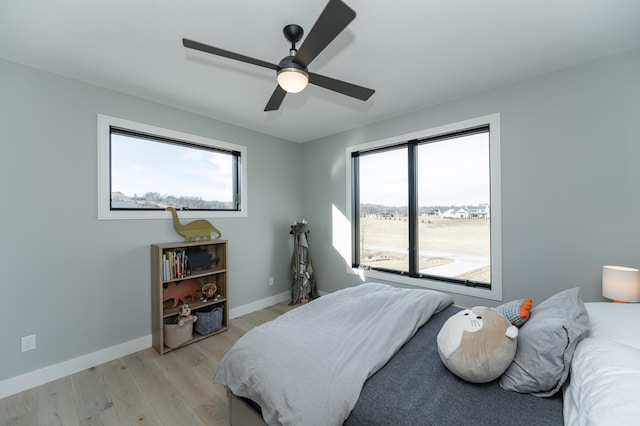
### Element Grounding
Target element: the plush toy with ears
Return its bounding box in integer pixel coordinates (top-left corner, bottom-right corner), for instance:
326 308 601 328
177 304 198 327
437 306 518 383
200 283 218 302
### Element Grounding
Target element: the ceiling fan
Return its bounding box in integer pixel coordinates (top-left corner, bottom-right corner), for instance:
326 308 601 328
182 0 375 111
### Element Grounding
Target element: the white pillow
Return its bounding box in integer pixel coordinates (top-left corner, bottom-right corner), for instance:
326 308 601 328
564 337 640 425
584 302 640 349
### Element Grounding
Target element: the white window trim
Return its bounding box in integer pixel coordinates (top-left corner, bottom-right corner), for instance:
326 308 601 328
345 113 502 301
97 114 248 220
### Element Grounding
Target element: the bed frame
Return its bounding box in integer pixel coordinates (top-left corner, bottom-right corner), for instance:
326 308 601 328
227 388 265 426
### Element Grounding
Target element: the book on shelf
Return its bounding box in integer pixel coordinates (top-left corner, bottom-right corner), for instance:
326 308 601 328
162 249 189 281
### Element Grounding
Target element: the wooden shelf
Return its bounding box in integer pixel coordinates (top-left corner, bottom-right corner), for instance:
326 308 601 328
162 268 225 284
151 239 229 355
162 297 227 318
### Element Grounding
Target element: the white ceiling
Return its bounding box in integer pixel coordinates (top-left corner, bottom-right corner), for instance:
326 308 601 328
2 1 640 143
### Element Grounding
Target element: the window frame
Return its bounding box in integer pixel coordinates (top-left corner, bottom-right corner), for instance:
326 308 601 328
97 114 248 220
346 113 502 300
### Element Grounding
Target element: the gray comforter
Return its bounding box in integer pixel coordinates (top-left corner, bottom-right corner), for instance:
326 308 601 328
213 282 453 426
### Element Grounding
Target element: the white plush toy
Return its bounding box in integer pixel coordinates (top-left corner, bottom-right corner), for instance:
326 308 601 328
437 306 518 383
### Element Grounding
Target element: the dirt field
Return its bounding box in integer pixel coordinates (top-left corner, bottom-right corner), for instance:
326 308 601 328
359 217 490 282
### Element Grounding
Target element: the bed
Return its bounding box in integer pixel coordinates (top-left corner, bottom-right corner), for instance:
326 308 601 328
214 282 639 425
563 302 640 425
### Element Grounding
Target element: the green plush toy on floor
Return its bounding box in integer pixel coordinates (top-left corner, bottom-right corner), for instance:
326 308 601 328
290 220 318 305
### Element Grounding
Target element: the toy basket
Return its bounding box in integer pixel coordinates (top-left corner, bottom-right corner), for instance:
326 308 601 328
164 318 193 349
194 304 223 335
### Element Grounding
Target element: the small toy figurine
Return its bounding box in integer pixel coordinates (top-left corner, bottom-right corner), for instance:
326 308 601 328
200 283 217 302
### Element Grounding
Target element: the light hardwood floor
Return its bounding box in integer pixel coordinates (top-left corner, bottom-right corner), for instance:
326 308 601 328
0 301 296 426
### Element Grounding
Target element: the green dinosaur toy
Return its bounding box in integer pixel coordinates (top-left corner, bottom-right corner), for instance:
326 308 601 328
166 207 222 242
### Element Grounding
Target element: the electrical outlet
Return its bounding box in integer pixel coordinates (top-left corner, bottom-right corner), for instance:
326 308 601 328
268 276 274 286
21 335 36 352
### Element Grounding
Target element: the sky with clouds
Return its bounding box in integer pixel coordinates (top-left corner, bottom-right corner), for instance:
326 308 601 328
110 133 233 202
359 132 490 207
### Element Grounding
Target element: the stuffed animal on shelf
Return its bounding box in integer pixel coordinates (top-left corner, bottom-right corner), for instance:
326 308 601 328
177 304 198 327
200 283 217 302
437 306 518 383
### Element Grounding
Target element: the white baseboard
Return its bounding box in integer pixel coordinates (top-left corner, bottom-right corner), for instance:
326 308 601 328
0 335 151 400
0 290 293 400
228 290 291 319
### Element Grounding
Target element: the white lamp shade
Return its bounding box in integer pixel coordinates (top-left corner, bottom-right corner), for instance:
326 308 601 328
602 265 640 302
277 68 309 93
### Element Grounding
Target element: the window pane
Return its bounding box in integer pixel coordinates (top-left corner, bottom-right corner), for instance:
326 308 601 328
417 132 490 283
110 131 237 210
358 147 408 272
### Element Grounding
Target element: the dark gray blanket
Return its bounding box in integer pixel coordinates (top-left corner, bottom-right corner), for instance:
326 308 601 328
345 305 563 426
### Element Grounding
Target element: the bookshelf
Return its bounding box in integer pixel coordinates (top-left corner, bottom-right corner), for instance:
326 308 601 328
151 239 228 355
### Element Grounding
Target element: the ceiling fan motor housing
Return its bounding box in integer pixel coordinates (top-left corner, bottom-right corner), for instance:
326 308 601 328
277 55 307 73
276 24 309 93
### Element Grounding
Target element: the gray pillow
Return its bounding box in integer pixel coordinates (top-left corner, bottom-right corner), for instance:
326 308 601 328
499 287 590 396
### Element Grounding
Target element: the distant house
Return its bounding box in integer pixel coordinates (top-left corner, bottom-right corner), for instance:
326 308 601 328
442 208 469 219
468 204 490 218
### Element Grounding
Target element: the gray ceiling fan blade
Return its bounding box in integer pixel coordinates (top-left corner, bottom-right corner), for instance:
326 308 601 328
264 86 287 111
183 38 278 71
293 0 355 68
308 72 374 100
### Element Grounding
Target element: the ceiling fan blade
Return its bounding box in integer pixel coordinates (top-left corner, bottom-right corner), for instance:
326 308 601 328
183 38 278 71
308 72 374 101
264 86 287 111
293 0 356 68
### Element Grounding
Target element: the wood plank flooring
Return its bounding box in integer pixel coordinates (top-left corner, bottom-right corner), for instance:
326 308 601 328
0 301 296 426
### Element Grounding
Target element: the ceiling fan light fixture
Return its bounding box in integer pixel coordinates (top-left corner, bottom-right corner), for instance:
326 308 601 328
277 67 309 93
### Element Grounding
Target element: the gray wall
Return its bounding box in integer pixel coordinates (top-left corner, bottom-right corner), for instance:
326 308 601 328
0 59 303 381
302 49 640 309
2 48 639 385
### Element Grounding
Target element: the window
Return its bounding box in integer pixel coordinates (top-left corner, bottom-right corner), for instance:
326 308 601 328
348 114 501 300
98 114 247 220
